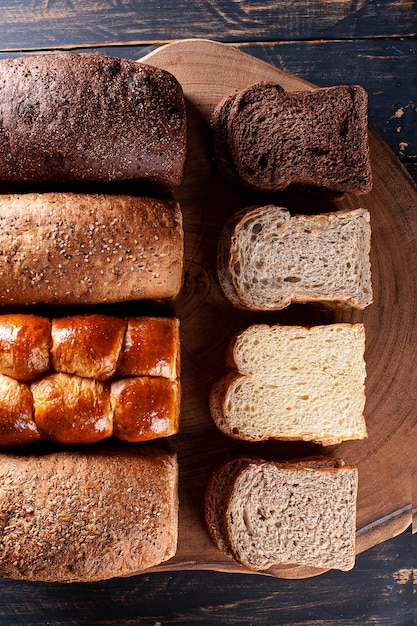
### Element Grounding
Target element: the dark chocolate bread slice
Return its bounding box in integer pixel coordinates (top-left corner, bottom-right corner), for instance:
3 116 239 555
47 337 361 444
212 82 372 194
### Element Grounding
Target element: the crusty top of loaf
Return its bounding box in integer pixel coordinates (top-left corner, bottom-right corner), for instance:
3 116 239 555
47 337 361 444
0 192 184 305
217 205 373 311
0 447 178 582
212 82 372 194
0 53 186 186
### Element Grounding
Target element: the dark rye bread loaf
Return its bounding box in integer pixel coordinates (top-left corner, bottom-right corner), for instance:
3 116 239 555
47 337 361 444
0 192 184 305
205 457 357 572
0 53 186 186
217 205 373 311
0 448 178 582
212 83 372 194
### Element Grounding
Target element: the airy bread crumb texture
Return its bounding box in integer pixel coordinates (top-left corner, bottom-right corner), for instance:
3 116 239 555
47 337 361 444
225 461 357 571
219 206 373 311
211 324 367 445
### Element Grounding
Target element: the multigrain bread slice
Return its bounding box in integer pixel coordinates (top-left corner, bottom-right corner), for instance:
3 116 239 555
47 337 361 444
205 457 358 572
212 82 372 194
217 206 373 311
0 448 178 582
210 323 367 445
0 53 186 186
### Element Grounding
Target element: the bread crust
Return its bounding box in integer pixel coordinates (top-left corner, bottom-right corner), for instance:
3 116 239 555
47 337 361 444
0 314 181 445
0 448 178 582
0 192 184 305
0 53 186 187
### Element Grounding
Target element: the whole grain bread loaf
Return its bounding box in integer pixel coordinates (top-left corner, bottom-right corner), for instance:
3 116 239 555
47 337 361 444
0 192 183 305
0 447 178 582
217 205 373 311
205 456 357 572
212 82 372 194
210 323 367 445
0 53 186 186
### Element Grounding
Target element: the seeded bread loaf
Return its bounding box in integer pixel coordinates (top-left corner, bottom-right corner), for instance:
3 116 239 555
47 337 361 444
0 448 178 582
210 323 367 445
217 205 373 311
212 83 372 194
0 53 186 186
0 192 183 305
205 456 357 572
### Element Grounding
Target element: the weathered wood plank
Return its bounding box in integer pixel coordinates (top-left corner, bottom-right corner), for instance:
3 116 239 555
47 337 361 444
235 39 417 178
0 0 415 51
0 529 412 625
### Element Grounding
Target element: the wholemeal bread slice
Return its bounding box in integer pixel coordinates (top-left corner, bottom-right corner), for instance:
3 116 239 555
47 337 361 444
217 205 373 311
212 82 372 194
0 447 178 582
205 457 358 572
210 323 367 445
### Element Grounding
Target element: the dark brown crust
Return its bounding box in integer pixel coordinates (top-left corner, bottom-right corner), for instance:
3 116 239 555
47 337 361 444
0 192 184 306
0 53 186 187
0 448 178 582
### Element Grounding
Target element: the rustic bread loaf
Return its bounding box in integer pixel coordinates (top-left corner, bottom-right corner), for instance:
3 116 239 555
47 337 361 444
217 205 373 311
212 82 372 194
205 457 357 572
0 52 186 186
210 323 367 445
0 448 178 582
0 192 183 305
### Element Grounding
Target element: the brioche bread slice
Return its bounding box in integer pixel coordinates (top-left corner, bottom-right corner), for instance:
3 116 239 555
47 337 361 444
205 457 358 572
212 82 372 194
210 323 367 445
217 206 373 311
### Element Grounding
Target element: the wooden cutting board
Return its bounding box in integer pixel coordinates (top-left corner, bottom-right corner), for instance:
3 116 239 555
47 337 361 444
139 39 415 578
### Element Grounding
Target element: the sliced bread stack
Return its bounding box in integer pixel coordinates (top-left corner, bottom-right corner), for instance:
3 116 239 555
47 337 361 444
211 82 372 194
205 456 358 571
217 205 373 311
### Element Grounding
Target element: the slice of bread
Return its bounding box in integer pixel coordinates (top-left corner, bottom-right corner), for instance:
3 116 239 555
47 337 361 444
218 205 373 311
212 82 372 194
205 457 358 572
210 323 367 445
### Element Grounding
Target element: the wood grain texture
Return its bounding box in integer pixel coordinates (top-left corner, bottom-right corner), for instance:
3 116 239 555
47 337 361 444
0 38 413 581
130 39 414 578
0 529 412 625
0 0 415 51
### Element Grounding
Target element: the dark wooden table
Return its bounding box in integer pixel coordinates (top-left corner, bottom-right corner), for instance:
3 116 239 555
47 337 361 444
0 2 415 624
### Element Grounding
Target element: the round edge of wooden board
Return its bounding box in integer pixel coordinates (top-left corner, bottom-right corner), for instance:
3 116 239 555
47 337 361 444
139 39 416 578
